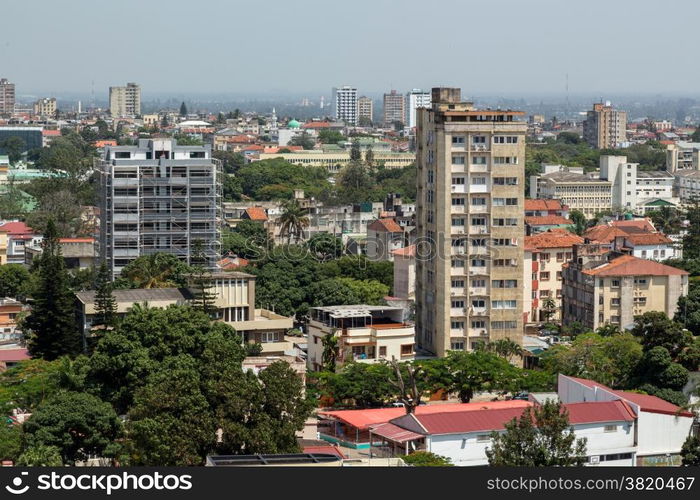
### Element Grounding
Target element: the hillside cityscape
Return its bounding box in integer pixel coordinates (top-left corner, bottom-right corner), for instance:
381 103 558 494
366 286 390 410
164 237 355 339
2 1 700 473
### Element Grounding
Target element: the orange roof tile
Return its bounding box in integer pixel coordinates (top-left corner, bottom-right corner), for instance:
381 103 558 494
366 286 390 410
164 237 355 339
391 244 416 257
584 225 630 243
301 121 331 129
524 199 565 211
525 215 572 226
243 207 268 221
582 254 688 277
525 229 583 249
368 218 403 233
623 233 673 246
611 218 655 232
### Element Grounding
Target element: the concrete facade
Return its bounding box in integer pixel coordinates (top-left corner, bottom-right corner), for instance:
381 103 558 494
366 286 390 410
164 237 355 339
415 88 526 356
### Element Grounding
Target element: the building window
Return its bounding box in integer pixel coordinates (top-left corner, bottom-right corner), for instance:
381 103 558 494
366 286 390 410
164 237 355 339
379 346 387 357
471 320 486 329
452 155 465 165
540 272 550 281
611 298 620 306
401 344 413 357
451 136 465 145
611 279 620 288
471 177 487 185
476 434 491 442
451 321 464 329
604 425 617 433
556 271 562 281
451 341 465 350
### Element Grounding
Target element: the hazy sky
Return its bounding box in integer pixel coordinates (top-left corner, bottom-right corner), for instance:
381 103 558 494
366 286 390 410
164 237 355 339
2 0 698 98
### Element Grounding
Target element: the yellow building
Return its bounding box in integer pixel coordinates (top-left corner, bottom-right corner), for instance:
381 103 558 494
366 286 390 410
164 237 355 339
562 245 688 330
0 229 7 265
257 150 415 172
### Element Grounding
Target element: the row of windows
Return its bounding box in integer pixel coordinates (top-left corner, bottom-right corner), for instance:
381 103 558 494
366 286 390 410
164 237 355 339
450 300 517 309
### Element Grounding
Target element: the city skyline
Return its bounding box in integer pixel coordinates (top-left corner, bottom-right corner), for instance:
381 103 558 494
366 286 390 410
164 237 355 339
3 0 699 95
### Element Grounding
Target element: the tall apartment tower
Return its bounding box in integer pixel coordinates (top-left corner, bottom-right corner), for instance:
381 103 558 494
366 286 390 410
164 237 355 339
582 102 627 149
98 138 222 278
332 86 358 125
415 88 527 357
357 96 373 124
406 89 431 128
383 90 406 127
109 82 141 117
0 79 16 116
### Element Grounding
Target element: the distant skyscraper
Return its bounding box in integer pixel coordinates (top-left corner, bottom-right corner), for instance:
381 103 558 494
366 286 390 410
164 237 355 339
415 88 527 357
582 102 627 149
109 82 141 117
33 97 57 118
357 96 373 124
406 89 431 128
332 86 358 125
0 78 16 116
383 90 405 127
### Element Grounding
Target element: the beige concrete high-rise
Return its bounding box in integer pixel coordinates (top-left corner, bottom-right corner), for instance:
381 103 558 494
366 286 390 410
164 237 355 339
383 90 405 127
583 102 627 149
415 88 527 357
109 82 141 117
33 97 57 118
357 96 373 124
0 79 16 116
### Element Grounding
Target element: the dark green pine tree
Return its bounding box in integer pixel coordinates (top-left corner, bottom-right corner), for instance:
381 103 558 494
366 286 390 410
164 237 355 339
350 138 362 162
364 144 374 168
93 261 117 330
25 219 82 359
189 240 217 316
179 101 188 117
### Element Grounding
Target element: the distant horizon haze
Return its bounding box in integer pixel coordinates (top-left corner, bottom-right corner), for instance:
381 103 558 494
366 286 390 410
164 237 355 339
2 0 698 97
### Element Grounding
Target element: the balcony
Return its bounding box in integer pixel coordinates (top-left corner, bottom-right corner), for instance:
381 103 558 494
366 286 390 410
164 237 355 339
471 306 488 316
451 205 466 214
451 184 466 194
469 164 489 173
469 184 489 193
469 204 489 214
469 246 488 256
469 225 489 235
470 286 488 296
451 266 466 276
450 308 467 317
451 164 467 174
470 144 490 152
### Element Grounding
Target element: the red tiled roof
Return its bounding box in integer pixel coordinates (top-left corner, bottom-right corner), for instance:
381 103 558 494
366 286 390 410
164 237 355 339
42 130 61 136
582 254 688 277
243 207 268 221
525 229 583 250
391 244 416 257
524 199 565 211
301 121 331 129
368 218 403 233
611 218 656 232
263 146 304 154
0 349 30 362
623 233 673 246
584 225 631 243
525 216 572 226
0 221 36 236
319 400 532 430
217 255 249 271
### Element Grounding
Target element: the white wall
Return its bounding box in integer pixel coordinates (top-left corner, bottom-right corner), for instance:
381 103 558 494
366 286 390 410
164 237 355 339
637 411 693 458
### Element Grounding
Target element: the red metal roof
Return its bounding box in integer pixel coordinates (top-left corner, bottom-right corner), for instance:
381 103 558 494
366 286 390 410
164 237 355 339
319 400 532 430
582 254 688 277
369 422 424 443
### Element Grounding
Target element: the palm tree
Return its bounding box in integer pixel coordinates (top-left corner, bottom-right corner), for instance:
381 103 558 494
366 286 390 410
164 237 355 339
487 339 524 363
649 206 681 235
279 199 309 244
541 296 557 323
321 332 339 372
121 253 180 288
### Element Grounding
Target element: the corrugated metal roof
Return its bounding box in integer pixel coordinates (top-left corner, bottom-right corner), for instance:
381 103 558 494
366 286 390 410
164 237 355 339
76 288 193 305
369 422 424 443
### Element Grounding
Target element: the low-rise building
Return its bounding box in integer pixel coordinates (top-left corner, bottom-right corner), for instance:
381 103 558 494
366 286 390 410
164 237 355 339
0 221 41 264
257 151 415 173
524 199 569 218
562 245 688 330
366 218 406 261
25 237 96 269
524 215 573 235
391 245 416 300
0 298 23 342
666 141 700 172
75 271 295 354
524 229 583 324
306 305 415 371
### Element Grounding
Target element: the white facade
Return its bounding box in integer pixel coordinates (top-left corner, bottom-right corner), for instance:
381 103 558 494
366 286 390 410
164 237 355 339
406 89 431 129
332 86 358 125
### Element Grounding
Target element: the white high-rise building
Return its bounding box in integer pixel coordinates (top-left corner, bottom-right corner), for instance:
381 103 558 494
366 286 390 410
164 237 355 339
332 86 358 125
406 89 431 128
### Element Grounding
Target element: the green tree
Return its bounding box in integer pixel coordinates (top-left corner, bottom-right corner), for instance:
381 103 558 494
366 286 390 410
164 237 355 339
336 277 388 305
288 131 315 150
540 296 557 323
441 351 522 403
1 136 26 164
634 346 688 392
335 160 373 204
675 282 700 336
681 435 700 466
309 278 361 307
93 261 117 331
16 445 63 466
116 253 192 289
321 332 340 372
402 451 453 466
486 400 588 466
23 391 122 465
683 199 700 260
179 102 188 116
350 139 362 162
631 311 693 359
306 233 344 261
0 263 32 298
189 240 217 315
365 144 374 167
318 130 344 144
24 220 81 360
0 423 22 462
279 199 309 244
487 338 524 362
568 210 587 236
